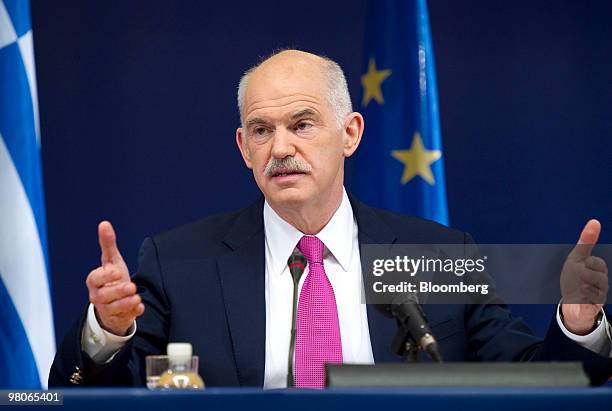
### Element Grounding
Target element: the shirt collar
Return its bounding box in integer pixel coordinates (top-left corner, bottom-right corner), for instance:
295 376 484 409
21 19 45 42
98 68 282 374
263 188 355 276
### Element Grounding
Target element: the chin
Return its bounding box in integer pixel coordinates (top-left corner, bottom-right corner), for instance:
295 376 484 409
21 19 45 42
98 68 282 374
267 188 311 209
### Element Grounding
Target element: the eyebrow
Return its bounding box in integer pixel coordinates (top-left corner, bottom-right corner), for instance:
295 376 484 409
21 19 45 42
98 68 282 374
246 117 269 128
291 108 319 120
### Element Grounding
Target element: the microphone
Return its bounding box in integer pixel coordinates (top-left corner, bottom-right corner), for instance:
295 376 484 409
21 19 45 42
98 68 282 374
286 251 307 387
389 293 443 363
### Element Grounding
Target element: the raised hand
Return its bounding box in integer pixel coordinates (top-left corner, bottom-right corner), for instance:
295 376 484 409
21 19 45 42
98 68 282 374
85 221 145 335
560 219 609 335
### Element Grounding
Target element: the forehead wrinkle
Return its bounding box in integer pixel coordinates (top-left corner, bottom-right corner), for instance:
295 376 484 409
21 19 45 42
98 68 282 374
245 97 324 124
245 93 321 115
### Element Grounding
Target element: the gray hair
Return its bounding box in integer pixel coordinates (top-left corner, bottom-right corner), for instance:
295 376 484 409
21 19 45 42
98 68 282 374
237 50 353 128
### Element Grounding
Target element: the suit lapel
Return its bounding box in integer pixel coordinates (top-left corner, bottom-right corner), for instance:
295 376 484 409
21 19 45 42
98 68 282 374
349 194 402 363
217 199 266 386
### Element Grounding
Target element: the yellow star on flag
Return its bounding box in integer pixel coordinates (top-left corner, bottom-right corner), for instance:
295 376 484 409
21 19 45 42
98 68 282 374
391 132 442 185
361 58 392 107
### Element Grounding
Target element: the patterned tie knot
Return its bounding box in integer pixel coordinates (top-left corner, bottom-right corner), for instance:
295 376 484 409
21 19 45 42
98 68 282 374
297 235 324 265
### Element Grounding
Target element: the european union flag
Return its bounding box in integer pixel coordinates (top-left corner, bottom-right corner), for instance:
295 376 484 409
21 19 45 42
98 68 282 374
0 0 55 388
350 0 449 225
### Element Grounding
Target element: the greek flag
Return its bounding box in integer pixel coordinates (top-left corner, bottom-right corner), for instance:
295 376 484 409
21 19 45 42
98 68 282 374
0 0 55 388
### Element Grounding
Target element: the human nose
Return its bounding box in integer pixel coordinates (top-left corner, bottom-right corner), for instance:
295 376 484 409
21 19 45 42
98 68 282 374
270 127 296 159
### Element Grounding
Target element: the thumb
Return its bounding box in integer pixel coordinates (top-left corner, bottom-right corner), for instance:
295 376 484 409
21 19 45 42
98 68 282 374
98 221 123 266
571 219 601 260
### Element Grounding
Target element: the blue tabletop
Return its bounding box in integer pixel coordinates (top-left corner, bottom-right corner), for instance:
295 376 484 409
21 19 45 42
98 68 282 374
17 387 612 411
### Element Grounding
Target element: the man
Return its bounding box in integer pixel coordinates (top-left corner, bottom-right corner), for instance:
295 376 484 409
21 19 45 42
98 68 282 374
49 50 612 388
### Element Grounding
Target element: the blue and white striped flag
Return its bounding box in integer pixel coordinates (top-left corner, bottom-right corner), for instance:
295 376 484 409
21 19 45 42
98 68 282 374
0 0 55 388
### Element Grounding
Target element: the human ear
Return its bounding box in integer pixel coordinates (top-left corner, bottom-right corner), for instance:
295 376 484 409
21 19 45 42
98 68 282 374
236 128 253 169
342 112 364 157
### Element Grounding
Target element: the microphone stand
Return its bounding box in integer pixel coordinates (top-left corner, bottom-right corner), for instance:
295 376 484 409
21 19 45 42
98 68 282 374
286 252 307 387
391 324 420 363
389 294 443 363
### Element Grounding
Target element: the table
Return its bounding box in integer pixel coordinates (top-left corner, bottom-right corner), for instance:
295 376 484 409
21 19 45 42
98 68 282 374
20 387 612 411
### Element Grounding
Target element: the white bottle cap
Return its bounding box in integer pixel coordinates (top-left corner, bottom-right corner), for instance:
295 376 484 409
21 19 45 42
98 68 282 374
167 342 192 366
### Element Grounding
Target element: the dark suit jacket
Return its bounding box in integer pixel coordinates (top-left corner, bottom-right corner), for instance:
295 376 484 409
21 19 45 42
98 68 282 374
49 195 612 386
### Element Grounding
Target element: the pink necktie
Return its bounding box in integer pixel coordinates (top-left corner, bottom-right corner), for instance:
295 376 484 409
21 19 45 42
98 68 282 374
294 235 343 388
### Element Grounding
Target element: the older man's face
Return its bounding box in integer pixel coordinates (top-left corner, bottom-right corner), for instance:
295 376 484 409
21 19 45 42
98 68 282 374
236 53 349 211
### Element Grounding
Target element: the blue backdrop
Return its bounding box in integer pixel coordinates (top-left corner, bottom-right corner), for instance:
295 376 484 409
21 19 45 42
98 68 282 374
29 0 611 344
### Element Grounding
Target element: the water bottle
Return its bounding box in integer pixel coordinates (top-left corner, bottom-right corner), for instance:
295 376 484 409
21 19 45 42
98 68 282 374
157 343 205 389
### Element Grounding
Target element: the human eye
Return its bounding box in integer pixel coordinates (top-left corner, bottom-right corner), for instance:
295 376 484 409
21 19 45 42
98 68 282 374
294 121 313 132
250 126 271 140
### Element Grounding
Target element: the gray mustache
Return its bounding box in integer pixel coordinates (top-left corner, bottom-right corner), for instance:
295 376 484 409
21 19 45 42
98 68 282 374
264 157 312 177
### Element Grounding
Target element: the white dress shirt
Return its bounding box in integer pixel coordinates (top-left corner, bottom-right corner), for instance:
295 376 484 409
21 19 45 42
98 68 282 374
82 187 612 381
262 189 374 388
